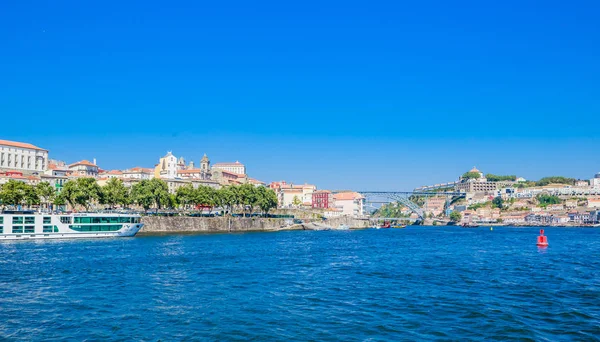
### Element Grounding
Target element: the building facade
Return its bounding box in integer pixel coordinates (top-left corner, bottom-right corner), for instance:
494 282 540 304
333 192 365 217
0 139 48 173
212 161 246 175
155 152 178 179
68 160 99 177
312 190 333 209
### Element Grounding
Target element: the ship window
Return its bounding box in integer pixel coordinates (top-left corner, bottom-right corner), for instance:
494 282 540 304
43 217 51 224
43 226 53 233
24 217 35 224
0 217 3 224
60 216 72 224
69 225 122 232
24 226 34 233
0 226 3 233
12 226 24 233
54 226 59 233
13 217 23 224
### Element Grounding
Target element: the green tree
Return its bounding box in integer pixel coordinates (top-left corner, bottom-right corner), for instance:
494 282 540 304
239 184 259 216
216 186 236 215
148 178 170 210
535 177 575 186
257 186 278 215
0 180 28 207
486 174 517 182
36 181 56 210
101 178 129 208
462 172 481 180
492 196 504 209
175 184 195 209
23 184 40 207
292 195 302 206
537 194 561 207
131 180 154 212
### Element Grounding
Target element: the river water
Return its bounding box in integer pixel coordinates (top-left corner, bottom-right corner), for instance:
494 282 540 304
1 227 599 341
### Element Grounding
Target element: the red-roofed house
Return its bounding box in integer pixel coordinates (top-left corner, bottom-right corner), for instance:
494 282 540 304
332 192 364 217
68 160 99 177
123 167 154 180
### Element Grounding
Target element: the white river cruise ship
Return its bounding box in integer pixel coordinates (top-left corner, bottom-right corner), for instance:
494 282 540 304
0 211 143 240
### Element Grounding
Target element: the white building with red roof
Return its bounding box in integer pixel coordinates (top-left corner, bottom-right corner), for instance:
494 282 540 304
333 192 365 217
68 160 99 177
0 139 48 173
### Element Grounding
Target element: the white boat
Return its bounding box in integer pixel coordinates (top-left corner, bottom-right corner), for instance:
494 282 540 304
0 210 143 240
337 224 350 230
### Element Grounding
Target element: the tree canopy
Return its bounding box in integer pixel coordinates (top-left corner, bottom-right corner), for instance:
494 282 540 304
462 172 481 180
486 174 517 182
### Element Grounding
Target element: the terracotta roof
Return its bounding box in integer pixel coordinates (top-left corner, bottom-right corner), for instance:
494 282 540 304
0 139 47 151
333 192 363 200
108 170 123 175
69 160 97 167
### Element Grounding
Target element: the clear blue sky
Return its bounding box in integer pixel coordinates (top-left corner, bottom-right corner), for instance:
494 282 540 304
1 1 599 190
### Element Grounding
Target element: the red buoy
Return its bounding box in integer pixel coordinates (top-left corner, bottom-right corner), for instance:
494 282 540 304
537 229 548 247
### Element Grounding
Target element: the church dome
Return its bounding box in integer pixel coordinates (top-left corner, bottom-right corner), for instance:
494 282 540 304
469 166 481 173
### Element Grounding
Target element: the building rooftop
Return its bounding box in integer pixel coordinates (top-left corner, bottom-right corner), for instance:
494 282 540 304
0 139 47 151
333 192 364 201
213 161 244 167
69 160 97 168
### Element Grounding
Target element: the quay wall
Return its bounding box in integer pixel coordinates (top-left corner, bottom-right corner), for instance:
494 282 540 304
139 216 371 234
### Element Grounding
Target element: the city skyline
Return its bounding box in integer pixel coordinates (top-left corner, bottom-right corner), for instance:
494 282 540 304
2 1 599 190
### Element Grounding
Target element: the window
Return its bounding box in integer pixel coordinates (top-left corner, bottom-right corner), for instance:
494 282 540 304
24 226 34 233
60 216 72 224
12 226 24 233
24 216 35 224
12 217 23 224
0 226 3 233
69 225 122 232
43 217 51 224
43 225 59 233
0 217 3 224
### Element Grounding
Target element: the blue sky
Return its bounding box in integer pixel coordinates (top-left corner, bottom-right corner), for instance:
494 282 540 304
1 1 599 190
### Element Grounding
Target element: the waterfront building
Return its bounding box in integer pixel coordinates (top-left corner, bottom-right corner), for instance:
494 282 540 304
323 208 344 218
568 211 591 224
424 197 446 217
587 198 600 208
591 173 600 189
501 213 527 224
155 152 178 179
312 190 333 209
68 160 99 177
122 167 154 180
332 192 365 217
269 181 316 207
0 139 48 173
212 161 246 175
455 167 500 193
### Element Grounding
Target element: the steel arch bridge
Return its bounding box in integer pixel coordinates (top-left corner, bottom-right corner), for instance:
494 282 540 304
356 191 465 220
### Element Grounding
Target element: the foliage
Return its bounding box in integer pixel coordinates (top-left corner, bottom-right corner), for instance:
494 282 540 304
36 182 56 208
292 195 302 206
61 178 102 210
101 178 129 208
537 194 561 207
486 174 517 182
467 201 490 210
0 180 29 207
462 172 481 180
450 211 462 222
491 196 504 209
373 202 410 218
131 180 155 212
535 177 575 186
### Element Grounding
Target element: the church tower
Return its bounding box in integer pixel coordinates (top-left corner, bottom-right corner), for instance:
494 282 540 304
201 154 210 171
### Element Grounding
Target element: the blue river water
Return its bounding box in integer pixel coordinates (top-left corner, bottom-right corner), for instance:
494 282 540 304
1 227 600 341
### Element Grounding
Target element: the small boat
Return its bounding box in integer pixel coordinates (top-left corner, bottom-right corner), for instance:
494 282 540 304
380 222 391 229
461 223 480 228
392 225 406 229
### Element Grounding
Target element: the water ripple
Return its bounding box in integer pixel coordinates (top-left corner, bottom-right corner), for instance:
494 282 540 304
1 227 600 340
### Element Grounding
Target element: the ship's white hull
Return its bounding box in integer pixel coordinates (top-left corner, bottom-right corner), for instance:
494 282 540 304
0 224 143 240
0 212 143 241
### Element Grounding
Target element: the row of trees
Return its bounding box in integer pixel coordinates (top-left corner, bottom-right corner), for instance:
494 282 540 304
0 178 279 215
